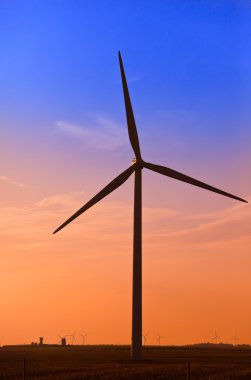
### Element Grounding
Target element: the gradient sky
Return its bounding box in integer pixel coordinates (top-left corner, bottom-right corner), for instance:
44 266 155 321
1 0 251 346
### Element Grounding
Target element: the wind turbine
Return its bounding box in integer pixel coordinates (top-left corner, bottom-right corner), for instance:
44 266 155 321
231 332 238 346
58 334 67 346
212 330 221 344
156 332 165 346
142 332 148 346
68 331 76 345
53 52 247 360
80 333 88 345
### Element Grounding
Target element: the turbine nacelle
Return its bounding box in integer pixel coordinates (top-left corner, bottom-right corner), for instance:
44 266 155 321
132 157 144 168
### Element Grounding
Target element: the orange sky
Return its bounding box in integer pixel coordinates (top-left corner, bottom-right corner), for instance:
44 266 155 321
1 0 251 347
0 175 250 346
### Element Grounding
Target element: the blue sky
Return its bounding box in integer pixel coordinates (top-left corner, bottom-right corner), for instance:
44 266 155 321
1 0 251 346
1 0 251 210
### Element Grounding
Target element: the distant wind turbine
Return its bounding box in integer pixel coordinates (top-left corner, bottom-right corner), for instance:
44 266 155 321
58 334 67 345
231 332 238 346
212 330 221 344
80 333 88 345
142 332 148 346
53 52 247 360
68 331 76 345
156 332 165 346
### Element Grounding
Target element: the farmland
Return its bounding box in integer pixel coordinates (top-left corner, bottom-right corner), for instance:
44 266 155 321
1 345 251 379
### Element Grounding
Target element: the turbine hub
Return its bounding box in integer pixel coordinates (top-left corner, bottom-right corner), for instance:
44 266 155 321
132 157 144 168
132 157 137 165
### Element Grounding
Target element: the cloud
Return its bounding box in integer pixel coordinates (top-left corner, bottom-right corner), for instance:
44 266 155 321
0 191 88 253
35 191 85 210
55 115 128 150
0 190 250 257
127 74 145 83
162 196 251 244
0 189 178 255
0 176 24 188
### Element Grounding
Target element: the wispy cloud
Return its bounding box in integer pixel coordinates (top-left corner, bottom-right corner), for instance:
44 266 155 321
35 191 85 210
0 191 250 255
162 196 251 244
127 74 145 83
0 176 24 188
55 115 128 150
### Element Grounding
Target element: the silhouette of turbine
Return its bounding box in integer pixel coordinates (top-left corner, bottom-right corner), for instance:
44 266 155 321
156 332 165 346
212 330 221 344
53 52 247 360
231 332 238 346
142 332 148 346
80 333 88 345
58 334 68 345
68 331 76 345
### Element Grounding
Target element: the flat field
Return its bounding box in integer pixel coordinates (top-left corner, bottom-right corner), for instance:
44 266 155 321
1 345 251 379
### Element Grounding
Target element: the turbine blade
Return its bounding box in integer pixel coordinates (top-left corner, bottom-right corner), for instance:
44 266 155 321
53 164 136 234
118 51 141 159
144 161 247 203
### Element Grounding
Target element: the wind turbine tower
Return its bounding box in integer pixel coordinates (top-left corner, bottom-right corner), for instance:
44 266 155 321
212 330 221 344
53 52 247 360
231 332 238 346
142 333 148 346
68 332 76 345
80 333 88 345
156 332 165 346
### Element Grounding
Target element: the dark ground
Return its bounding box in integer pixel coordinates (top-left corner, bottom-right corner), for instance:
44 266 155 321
1 345 251 379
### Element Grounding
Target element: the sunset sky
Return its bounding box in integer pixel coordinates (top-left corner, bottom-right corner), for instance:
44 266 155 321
1 0 251 346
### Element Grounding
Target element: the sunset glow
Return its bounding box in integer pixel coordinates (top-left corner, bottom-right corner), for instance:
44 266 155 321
1 0 251 347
